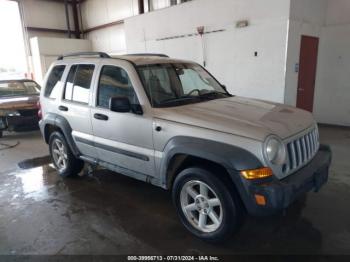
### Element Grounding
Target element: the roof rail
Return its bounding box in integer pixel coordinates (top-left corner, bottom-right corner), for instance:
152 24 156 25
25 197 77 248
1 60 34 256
125 53 169 58
57 52 111 60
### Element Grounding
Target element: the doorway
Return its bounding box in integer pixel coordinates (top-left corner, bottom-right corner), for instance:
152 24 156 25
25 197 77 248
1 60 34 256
296 35 319 112
0 0 28 80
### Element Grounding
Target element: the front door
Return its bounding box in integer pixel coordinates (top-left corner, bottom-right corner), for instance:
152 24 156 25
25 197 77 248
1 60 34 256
90 64 155 177
296 35 319 112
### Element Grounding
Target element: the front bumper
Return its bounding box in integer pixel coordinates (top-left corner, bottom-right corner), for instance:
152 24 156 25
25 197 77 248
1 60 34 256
230 144 332 216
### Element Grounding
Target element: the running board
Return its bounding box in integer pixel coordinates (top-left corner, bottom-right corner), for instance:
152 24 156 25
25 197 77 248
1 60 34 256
78 155 163 188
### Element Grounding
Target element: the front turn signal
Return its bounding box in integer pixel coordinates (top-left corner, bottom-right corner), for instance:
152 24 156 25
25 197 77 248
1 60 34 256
240 167 273 180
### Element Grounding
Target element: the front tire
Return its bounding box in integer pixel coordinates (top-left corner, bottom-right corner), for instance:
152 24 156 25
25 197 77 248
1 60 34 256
49 131 84 177
172 167 243 243
0 131 2 138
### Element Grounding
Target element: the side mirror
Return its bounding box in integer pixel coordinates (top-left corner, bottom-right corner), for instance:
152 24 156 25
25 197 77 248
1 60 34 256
109 96 131 113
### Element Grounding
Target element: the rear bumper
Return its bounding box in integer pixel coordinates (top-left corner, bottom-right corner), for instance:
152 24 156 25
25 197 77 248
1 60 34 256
4 115 39 132
230 144 332 216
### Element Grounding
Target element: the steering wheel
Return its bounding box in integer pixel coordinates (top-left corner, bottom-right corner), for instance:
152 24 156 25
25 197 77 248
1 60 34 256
187 89 201 96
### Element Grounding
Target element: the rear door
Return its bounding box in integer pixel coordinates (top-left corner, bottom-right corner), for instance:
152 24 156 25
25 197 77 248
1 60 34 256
41 64 67 117
59 63 98 159
90 61 155 177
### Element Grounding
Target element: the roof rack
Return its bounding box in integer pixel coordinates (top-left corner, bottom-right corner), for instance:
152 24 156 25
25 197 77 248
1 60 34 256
125 53 169 58
57 52 111 60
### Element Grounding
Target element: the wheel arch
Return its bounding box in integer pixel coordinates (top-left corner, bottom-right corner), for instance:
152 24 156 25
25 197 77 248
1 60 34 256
160 136 263 190
42 113 80 157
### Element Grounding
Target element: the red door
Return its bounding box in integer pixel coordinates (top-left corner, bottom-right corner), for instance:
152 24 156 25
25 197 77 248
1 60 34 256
296 36 319 112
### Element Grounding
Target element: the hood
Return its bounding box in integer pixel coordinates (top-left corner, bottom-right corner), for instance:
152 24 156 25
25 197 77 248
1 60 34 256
0 95 39 111
153 96 315 141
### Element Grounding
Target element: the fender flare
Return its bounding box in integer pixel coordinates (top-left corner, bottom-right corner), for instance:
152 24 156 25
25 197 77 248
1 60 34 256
42 113 80 157
159 136 263 188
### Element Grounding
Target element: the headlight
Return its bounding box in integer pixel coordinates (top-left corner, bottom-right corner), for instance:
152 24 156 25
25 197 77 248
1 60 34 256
264 136 286 165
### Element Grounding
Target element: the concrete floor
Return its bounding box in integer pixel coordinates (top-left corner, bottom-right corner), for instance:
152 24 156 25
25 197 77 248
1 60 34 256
0 126 349 255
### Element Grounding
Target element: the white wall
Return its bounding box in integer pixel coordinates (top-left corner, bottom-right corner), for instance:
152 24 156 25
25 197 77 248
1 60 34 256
81 0 139 29
81 0 139 54
20 0 74 38
30 37 92 84
325 0 350 25
313 0 350 126
313 24 350 126
19 0 76 78
125 0 291 103
284 0 327 106
285 0 350 126
20 0 107 84
85 24 126 55
24 0 348 126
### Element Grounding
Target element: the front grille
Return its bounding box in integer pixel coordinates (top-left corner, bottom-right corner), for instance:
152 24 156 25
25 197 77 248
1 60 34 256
283 127 319 175
18 109 38 117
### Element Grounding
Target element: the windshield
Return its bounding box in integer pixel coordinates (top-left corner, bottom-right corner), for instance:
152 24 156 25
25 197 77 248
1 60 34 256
137 63 230 107
0 81 40 97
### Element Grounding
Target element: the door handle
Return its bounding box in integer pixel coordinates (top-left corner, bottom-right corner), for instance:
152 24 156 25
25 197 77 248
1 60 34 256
94 113 109 121
59 106 68 111
298 88 305 91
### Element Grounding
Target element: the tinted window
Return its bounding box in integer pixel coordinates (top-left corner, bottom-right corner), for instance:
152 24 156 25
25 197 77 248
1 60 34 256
97 66 136 108
64 64 94 104
45 65 65 98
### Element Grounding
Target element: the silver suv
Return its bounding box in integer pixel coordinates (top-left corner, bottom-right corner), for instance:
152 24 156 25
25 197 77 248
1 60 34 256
39 52 332 242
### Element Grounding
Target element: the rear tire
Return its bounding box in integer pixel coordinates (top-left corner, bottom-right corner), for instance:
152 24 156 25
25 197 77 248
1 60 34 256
49 131 84 177
0 131 2 138
172 167 244 243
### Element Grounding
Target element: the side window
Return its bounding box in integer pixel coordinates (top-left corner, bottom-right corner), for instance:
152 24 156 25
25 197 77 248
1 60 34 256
44 65 66 98
97 65 137 109
64 65 78 100
64 64 95 104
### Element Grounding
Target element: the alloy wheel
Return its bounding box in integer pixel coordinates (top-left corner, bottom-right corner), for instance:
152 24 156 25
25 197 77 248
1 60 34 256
180 180 223 233
51 138 68 171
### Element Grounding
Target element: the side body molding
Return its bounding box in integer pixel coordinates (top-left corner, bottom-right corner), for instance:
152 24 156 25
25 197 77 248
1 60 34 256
41 113 80 157
159 136 263 188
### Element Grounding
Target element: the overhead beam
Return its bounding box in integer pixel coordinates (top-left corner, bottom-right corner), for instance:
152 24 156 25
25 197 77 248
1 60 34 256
25 27 69 34
39 0 86 4
83 20 124 34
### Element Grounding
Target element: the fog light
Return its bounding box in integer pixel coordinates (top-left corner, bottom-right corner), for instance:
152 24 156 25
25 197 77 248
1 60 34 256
254 194 266 206
240 167 273 180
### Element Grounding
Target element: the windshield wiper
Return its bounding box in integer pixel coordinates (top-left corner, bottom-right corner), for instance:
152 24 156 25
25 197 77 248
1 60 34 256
158 96 201 106
157 92 230 107
198 91 229 100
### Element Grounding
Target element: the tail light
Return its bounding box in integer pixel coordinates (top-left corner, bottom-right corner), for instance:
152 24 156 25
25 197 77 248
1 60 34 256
37 100 42 120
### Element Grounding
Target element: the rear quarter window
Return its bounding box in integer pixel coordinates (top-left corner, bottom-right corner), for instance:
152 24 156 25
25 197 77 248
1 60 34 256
44 65 66 98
